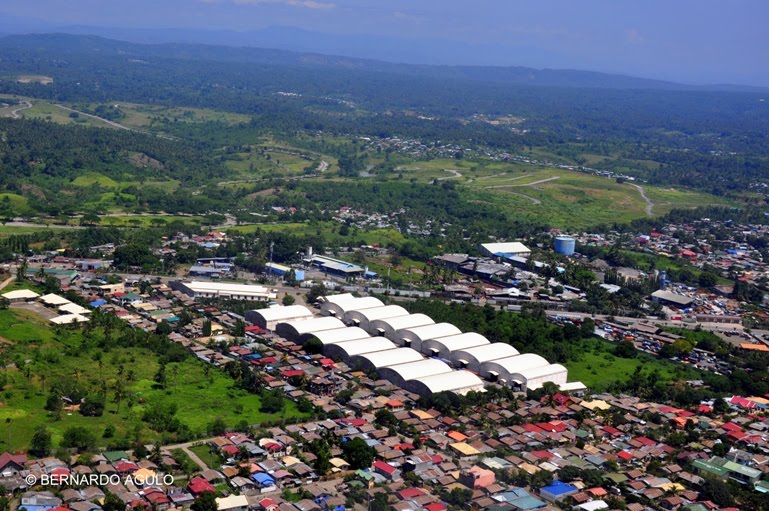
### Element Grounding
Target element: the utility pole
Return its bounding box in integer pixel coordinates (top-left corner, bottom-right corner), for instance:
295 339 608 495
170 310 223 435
269 241 275 283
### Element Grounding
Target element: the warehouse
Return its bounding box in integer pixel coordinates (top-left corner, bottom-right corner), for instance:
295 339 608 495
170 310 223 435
480 353 550 383
370 313 435 338
396 322 461 348
1 289 40 303
651 289 694 308
303 326 371 346
417 332 490 359
480 242 531 258
348 348 424 373
509 364 568 392
450 343 520 372
343 305 409 331
323 337 396 362
170 280 277 302
320 296 384 318
244 305 313 330
378 359 454 387
404 370 486 397
265 262 305 281
275 316 345 342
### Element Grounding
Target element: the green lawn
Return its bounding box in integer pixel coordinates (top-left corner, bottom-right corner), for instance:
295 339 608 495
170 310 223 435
0 309 307 451
564 338 701 391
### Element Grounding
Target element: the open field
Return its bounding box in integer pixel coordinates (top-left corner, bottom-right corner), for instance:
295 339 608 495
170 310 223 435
0 308 305 451
226 221 408 248
564 338 701 391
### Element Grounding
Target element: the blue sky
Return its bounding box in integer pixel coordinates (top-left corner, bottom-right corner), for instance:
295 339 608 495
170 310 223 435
3 0 768 86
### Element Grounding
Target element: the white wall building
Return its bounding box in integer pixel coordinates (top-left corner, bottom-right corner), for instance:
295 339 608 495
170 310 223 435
170 280 277 302
275 316 345 342
244 305 313 330
378 359 454 387
417 332 490 359
371 313 435 339
450 343 520 373
343 305 409 332
323 337 397 362
349 348 424 373
395 322 461 348
404 370 486 397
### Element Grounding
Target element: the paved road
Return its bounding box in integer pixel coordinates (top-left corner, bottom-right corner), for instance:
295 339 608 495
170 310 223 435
437 169 462 180
53 104 178 141
484 175 560 189
631 184 654 216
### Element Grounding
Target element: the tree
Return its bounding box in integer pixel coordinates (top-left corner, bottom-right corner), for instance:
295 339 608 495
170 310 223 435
61 426 97 451
303 337 323 355
202 320 212 337
700 477 733 507
30 425 52 457
153 364 167 389
281 294 296 306
614 340 638 358
340 437 375 470
191 491 218 511
102 493 125 511
370 493 389 511
306 283 327 304
209 417 227 436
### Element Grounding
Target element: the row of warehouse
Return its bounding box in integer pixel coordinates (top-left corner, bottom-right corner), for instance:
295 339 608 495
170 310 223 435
244 293 576 396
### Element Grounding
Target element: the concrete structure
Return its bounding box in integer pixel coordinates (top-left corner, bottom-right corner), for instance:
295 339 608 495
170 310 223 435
170 281 277 302
451 343 520 372
417 332 490 359
554 236 576 256
59 303 90 315
480 242 531 258
480 354 550 384
50 313 89 325
323 337 396 362
651 290 694 308
244 305 313 330
404 370 486 397
306 255 367 278
303 326 371 346
343 305 409 331
348 348 424 373
275 316 345 343
39 293 71 307
395 322 461 348
320 296 384 318
378 359 453 388
1 289 40 302
509 363 568 392
370 313 435 339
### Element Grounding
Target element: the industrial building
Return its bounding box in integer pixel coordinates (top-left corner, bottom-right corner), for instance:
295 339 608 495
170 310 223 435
265 262 305 281
275 316 345 343
450 343 520 372
304 254 376 279
348 348 424 373
377 359 454 388
170 281 277 302
404 370 486 397
320 296 384 318
417 332 490 359
554 236 576 256
323 337 396 362
395 322 462 348
244 305 313 330
508 363 568 392
480 242 531 258
343 305 409 331
370 313 435 338
300 326 371 346
651 290 695 308
479 353 550 383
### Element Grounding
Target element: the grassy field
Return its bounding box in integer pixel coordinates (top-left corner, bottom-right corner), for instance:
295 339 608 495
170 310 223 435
0 308 306 451
564 338 700 391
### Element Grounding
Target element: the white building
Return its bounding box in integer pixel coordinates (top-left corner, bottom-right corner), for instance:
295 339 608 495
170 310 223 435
1 289 39 302
479 353 550 383
244 305 313 330
378 359 454 387
348 348 424 373
450 343 520 373
170 280 277 302
509 363 568 392
275 316 345 342
323 337 397 362
417 332 490 359
343 305 409 331
303 326 371 346
480 242 531 258
395 322 461 348
320 296 384 318
404 370 486 397
370 313 435 339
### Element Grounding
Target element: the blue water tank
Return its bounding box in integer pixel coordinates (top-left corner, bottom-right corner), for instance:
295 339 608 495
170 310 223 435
554 236 576 256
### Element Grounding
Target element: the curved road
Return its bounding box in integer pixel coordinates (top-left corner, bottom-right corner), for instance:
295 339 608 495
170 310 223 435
437 169 462 180
631 184 654 216
484 175 560 189
10 100 32 119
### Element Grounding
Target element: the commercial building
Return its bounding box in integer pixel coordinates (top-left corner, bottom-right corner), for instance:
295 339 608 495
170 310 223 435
265 262 305 281
305 255 372 279
395 322 462 348
418 332 490 359
509 363 568 392
479 353 550 384
301 326 371 347
651 290 694 308
378 359 454 388
370 313 435 339
404 370 486 397
275 316 345 343
450 343 519 372
480 242 531 258
323 337 396 362
348 348 424 373
170 281 277 302
244 305 313 330
320 296 384 318
343 305 409 331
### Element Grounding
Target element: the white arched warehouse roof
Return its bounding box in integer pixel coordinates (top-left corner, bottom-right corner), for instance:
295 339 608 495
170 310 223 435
418 332 490 359
275 316 345 342
450 343 519 372
349 348 424 372
323 337 396 361
373 314 435 339
396 323 462 348
509 364 568 391
480 353 549 382
304 326 371 346
378 359 453 387
245 305 313 330
344 305 409 330
321 296 384 317
404 370 486 397
318 293 355 304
